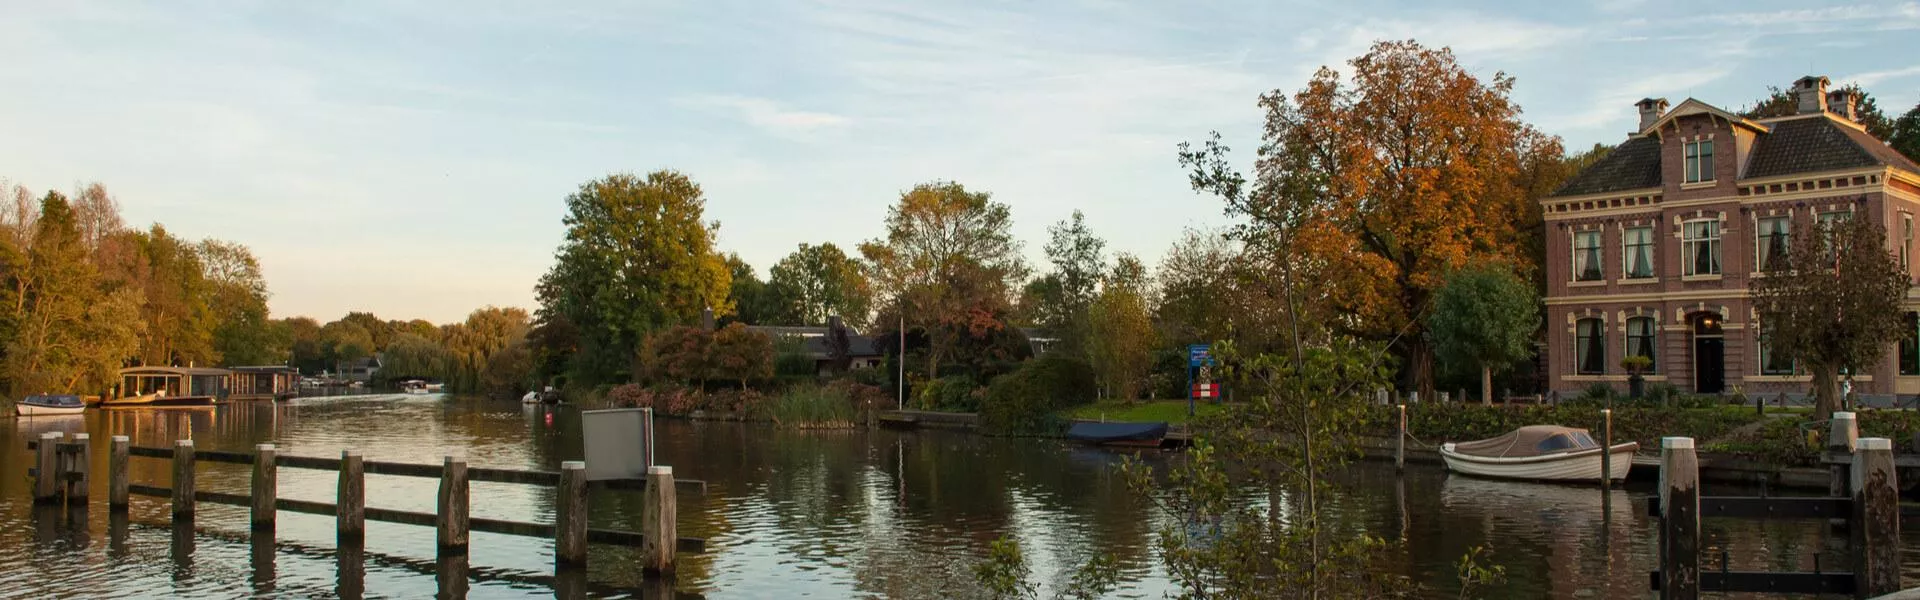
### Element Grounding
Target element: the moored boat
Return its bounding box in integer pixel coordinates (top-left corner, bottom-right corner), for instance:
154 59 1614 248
1440 425 1637 482
1066 421 1169 448
15 394 86 416
400 380 431 395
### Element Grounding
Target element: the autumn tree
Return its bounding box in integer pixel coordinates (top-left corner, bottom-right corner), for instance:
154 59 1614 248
1751 216 1911 420
440 306 531 392
640 325 712 386
319 319 375 371
535 171 732 385
709 322 774 389
114 225 217 366
860 181 1027 379
1178 40 1561 400
1087 254 1157 401
768 242 872 328
3 193 144 397
1021 211 1106 355
1426 263 1538 405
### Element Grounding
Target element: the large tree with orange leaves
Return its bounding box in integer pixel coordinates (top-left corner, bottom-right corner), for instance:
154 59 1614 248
1180 40 1562 399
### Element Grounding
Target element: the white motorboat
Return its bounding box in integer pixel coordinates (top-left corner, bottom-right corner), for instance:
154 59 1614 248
15 394 86 416
521 391 540 404
400 380 432 395
1440 425 1637 482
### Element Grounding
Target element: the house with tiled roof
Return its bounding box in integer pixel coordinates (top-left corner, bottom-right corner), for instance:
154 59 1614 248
1543 75 1920 399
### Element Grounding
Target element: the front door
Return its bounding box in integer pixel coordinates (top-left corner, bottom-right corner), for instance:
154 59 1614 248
1695 337 1725 394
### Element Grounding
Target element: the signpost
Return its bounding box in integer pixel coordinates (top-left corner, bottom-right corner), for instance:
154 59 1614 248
1187 344 1215 417
580 407 654 481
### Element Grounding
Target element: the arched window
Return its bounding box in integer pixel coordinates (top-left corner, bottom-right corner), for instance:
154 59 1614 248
1626 317 1657 372
1576 318 1605 375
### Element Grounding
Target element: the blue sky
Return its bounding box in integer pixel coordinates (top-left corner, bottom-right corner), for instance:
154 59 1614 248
2 1 1917 323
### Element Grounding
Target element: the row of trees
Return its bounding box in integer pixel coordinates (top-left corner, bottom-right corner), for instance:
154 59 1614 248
306 306 536 397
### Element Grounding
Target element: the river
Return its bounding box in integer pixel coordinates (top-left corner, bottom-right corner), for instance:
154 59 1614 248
0 394 1908 598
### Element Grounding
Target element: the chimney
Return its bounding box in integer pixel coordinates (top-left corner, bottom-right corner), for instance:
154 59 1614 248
1635 97 1669 132
1791 75 1830 115
701 307 715 331
827 315 843 333
1827 87 1860 122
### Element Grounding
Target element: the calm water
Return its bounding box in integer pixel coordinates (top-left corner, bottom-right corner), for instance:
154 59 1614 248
0 395 1909 598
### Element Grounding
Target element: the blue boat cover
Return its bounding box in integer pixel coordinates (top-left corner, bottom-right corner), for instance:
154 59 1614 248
23 394 83 408
1066 421 1169 442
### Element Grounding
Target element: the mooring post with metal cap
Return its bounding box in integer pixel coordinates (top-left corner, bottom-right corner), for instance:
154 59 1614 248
1829 411 1858 499
556 460 588 567
1659 436 1699 600
109 435 130 509
252 443 277 530
437 454 469 553
33 432 61 503
1852 437 1900 596
172 439 196 519
642 464 678 574
1600 409 1613 491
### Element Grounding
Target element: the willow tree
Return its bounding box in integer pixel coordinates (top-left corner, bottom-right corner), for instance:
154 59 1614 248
859 181 1027 379
1751 215 1911 420
1179 40 1561 400
534 171 732 384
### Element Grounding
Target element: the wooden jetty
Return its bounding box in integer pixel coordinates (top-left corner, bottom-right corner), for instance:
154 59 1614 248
877 409 979 430
27 433 706 576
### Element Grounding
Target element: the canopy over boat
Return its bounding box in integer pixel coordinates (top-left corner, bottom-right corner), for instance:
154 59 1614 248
1447 425 1602 459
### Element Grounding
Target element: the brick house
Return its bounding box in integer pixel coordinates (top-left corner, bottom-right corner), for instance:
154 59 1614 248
1542 75 1920 400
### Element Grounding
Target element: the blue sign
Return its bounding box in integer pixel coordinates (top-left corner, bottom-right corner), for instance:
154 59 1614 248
1187 344 1211 367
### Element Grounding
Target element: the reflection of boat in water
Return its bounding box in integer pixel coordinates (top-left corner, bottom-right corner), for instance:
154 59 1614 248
101 391 215 408
16 394 86 416
1441 425 1636 482
1066 421 1168 448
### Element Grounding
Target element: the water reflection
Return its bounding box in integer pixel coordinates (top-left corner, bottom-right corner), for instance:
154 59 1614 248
0 395 1914 598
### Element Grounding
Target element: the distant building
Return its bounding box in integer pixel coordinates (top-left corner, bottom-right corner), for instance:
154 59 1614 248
1019 328 1059 356
1542 75 1920 398
747 317 884 376
341 355 382 383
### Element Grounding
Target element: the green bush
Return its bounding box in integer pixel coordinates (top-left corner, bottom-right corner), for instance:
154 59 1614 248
1362 403 1767 453
920 375 980 412
1579 382 1617 402
981 356 1096 434
1645 382 1680 406
774 352 816 378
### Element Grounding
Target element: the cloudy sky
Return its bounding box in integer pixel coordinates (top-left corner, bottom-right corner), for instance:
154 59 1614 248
2 1 1917 323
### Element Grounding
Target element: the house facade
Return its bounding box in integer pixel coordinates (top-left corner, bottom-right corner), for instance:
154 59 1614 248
1543 76 1920 399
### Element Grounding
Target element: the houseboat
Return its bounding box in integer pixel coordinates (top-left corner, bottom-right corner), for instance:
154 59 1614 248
228 366 300 401
113 366 231 406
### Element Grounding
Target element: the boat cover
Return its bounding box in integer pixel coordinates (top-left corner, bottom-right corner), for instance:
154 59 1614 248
22 394 84 408
1066 421 1169 443
1449 425 1599 458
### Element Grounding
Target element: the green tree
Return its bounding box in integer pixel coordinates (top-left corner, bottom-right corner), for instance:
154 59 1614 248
1890 103 1920 162
199 239 280 365
481 339 535 398
338 312 392 351
1087 254 1157 401
380 333 453 382
3 193 145 397
535 171 732 385
121 225 216 366
768 242 872 328
1426 263 1539 405
1024 211 1106 354
319 319 374 371
1751 216 1911 420
281 317 325 373
440 306 530 392
721 253 786 326
860 181 1027 379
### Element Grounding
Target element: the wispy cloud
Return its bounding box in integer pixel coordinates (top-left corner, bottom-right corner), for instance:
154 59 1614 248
684 95 851 134
1841 65 1920 88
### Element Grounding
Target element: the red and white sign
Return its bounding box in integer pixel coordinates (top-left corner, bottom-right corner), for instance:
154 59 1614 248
1191 383 1219 399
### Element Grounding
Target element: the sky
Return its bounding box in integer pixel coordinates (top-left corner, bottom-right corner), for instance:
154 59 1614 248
2 1 1917 324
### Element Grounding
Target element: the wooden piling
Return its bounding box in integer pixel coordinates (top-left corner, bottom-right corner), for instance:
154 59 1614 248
1659 436 1698 600
109 436 129 509
437 455 469 552
556 460 588 567
252 443 277 530
68 433 91 500
642 465 678 574
1829 411 1858 499
33 432 61 503
1600 409 1613 491
1395 404 1406 473
172 439 195 518
338 450 364 541
1851 437 1900 596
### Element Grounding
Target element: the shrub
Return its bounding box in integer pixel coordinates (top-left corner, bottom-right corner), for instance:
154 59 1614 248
608 383 651 408
764 384 860 427
1644 382 1680 406
981 356 1096 434
1579 382 1617 402
920 375 980 412
775 351 816 378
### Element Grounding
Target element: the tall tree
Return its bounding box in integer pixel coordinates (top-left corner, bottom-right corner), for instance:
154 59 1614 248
199 239 280 365
281 317 325 373
859 181 1028 379
1890 103 1920 162
126 225 216 367
3 193 143 396
1024 211 1107 354
709 322 774 389
1426 263 1539 405
1087 254 1156 401
1751 216 1911 420
441 306 530 392
768 242 872 328
1741 83 1895 140
319 319 374 371
1178 40 1562 400
721 253 785 326
380 333 453 381
534 171 732 384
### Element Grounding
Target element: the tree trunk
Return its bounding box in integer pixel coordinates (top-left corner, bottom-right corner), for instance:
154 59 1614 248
1481 365 1493 406
1409 339 1435 404
1812 363 1842 422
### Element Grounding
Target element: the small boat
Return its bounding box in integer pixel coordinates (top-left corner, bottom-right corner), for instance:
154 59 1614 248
1065 421 1169 448
16 394 86 416
425 382 445 392
400 380 432 395
521 391 541 404
1441 425 1638 482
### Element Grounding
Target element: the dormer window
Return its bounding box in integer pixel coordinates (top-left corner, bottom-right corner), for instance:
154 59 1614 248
1684 139 1714 184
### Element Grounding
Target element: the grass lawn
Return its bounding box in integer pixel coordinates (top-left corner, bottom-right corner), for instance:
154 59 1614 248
1065 399 1225 424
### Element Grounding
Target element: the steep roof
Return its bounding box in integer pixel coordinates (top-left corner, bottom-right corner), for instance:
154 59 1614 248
1551 136 1663 196
1745 117 1896 178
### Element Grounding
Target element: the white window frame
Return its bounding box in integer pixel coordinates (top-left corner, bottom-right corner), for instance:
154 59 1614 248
1756 216 1789 272
1684 139 1714 184
1622 226 1655 279
1572 230 1604 282
1682 219 1722 276
1625 316 1657 373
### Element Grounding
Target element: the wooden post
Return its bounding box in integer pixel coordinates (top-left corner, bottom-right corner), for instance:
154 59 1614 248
1852 437 1900 597
1659 436 1699 600
556 460 588 567
109 436 129 509
68 433 91 501
33 432 61 503
1395 404 1406 473
642 465 678 574
338 450 364 541
1600 409 1613 490
172 439 195 519
437 455 469 552
1829 411 1858 499
252 443 276 530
